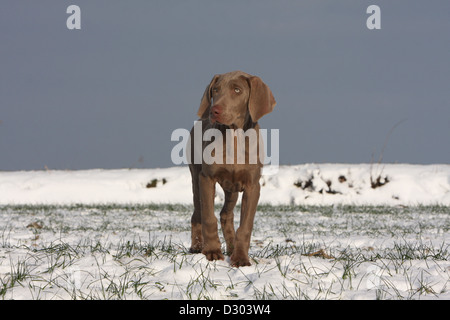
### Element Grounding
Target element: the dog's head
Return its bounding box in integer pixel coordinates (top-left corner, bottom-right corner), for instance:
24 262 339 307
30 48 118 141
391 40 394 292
197 71 276 128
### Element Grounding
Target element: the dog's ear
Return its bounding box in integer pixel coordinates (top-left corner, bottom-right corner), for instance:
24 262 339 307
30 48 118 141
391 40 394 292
248 76 276 122
197 74 220 119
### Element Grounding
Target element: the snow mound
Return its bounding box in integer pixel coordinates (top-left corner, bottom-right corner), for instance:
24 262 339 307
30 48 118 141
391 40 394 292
1 164 449 206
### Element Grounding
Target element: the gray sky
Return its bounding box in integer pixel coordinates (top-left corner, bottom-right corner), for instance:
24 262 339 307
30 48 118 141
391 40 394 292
1 1 449 171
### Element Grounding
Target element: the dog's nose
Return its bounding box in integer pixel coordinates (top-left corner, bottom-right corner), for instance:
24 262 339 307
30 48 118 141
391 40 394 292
211 105 222 116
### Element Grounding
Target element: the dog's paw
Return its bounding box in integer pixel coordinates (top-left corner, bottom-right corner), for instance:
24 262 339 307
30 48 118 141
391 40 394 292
202 249 224 261
230 253 251 267
189 242 203 254
189 247 202 254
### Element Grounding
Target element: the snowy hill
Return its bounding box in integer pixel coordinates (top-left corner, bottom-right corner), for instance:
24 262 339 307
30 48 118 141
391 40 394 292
1 164 449 206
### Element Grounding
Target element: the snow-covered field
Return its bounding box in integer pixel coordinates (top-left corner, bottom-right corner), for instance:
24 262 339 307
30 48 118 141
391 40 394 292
0 164 449 300
1 163 450 206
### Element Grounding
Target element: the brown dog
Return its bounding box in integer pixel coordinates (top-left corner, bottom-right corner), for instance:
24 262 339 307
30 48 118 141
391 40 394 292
188 71 276 267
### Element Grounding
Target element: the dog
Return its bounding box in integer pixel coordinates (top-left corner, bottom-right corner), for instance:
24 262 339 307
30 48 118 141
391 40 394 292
188 71 276 267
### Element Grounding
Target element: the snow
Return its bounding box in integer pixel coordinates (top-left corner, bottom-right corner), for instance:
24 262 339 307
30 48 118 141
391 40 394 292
0 164 449 300
1 163 450 206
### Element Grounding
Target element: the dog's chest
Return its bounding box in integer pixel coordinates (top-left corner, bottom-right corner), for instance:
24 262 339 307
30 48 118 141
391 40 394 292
212 166 259 193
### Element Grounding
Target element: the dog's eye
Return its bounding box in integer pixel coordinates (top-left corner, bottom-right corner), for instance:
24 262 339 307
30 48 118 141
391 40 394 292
234 87 241 94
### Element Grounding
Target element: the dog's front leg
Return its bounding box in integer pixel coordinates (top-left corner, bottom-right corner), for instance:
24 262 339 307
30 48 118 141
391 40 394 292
199 173 224 261
230 182 260 267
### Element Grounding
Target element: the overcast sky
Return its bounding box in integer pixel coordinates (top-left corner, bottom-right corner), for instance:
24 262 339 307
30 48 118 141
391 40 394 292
1 1 449 171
